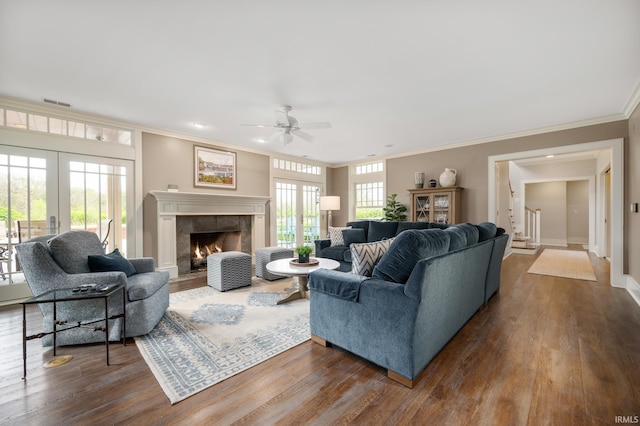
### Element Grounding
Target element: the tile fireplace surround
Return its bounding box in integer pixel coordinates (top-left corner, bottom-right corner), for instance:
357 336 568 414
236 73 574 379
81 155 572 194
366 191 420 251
147 191 269 278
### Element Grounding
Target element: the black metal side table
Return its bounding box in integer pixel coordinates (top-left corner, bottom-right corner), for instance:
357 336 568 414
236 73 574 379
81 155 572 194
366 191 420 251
21 283 126 379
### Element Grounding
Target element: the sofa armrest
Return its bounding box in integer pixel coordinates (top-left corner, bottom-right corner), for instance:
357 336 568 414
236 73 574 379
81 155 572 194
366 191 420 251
128 257 156 273
63 271 129 288
314 239 331 256
308 269 369 301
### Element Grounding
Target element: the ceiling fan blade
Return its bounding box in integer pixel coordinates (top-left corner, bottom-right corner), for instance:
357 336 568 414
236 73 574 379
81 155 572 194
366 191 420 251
281 130 294 145
240 123 277 128
292 129 315 142
297 122 331 130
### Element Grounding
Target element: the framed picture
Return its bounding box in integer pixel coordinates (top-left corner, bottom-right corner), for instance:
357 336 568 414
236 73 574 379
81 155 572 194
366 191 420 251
194 146 236 189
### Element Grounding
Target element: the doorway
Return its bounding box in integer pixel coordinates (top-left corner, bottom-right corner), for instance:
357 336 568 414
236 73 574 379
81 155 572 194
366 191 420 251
274 179 321 249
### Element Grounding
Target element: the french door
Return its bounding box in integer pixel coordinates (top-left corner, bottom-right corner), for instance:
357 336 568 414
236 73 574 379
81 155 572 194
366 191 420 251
274 180 321 250
0 145 133 303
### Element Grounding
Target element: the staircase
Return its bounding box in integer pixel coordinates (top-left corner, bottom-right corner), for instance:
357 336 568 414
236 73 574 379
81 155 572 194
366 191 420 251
508 181 540 255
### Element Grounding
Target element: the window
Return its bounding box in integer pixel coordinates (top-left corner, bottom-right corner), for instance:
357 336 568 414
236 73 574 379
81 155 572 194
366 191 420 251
355 161 383 175
355 181 384 219
0 107 133 146
272 158 321 175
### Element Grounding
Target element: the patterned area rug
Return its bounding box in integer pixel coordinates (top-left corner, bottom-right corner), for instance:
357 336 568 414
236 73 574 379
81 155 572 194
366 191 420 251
527 248 596 281
135 277 309 404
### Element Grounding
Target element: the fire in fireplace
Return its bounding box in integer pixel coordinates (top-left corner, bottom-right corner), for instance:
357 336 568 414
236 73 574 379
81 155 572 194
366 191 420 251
190 231 241 271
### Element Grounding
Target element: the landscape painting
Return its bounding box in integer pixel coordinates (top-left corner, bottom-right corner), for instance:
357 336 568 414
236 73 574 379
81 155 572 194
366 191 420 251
195 146 236 189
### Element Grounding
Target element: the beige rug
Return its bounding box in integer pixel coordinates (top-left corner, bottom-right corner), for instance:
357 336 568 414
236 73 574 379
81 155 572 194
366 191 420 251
527 249 596 281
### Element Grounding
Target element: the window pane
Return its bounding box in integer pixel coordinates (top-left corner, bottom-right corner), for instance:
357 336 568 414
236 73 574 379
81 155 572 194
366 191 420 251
102 127 118 143
0 108 4 126
49 118 67 135
28 114 48 132
118 130 132 145
6 110 27 129
86 125 102 141
69 121 85 138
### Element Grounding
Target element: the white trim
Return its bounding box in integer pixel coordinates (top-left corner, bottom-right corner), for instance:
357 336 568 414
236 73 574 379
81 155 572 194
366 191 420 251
627 276 640 309
623 78 640 117
488 138 625 288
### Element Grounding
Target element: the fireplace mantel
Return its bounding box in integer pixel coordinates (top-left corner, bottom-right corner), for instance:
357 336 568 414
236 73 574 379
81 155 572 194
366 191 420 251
148 191 270 277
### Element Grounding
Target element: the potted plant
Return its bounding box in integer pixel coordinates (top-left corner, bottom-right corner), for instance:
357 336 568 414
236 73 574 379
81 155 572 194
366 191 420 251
294 245 313 264
383 193 407 222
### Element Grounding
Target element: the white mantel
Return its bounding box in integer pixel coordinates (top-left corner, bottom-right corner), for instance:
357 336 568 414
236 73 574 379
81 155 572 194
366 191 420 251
148 191 270 278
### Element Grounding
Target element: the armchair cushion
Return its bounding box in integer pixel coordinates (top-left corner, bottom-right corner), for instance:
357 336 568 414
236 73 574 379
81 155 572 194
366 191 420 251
48 231 105 274
476 222 498 241
443 225 468 251
372 229 450 283
127 271 169 302
88 248 137 277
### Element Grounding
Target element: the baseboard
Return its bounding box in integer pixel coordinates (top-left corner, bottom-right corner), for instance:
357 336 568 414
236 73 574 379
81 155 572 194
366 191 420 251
627 276 640 309
539 238 568 247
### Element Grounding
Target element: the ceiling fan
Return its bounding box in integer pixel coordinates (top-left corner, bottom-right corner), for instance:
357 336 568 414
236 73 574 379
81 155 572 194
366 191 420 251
241 106 331 145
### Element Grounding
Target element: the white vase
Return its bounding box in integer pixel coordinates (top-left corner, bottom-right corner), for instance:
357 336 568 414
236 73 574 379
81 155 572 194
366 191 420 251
439 168 457 187
414 172 425 188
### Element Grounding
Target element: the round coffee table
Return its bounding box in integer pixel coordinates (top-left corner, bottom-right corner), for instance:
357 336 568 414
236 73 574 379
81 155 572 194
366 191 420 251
266 257 340 304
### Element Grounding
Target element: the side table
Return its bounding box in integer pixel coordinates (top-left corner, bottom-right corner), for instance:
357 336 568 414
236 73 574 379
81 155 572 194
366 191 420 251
21 283 126 379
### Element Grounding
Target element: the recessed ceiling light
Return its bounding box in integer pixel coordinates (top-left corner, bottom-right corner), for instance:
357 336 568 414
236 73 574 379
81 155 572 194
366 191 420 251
366 154 376 157
253 138 267 143
193 123 207 129
546 154 555 158
384 144 394 148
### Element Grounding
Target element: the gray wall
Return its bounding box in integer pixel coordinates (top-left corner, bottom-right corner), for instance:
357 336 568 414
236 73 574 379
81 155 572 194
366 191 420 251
628 103 640 284
566 180 589 244
526 181 567 246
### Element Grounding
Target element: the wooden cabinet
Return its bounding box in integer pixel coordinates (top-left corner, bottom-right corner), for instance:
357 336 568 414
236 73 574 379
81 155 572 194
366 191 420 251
408 187 462 224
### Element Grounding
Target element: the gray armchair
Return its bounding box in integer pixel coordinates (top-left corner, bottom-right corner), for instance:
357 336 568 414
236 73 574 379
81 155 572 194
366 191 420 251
15 231 169 346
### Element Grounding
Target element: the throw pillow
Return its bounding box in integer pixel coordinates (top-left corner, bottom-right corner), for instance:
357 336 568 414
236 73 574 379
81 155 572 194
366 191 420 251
350 238 395 276
372 229 450 284
329 226 351 246
342 228 367 247
88 248 137 277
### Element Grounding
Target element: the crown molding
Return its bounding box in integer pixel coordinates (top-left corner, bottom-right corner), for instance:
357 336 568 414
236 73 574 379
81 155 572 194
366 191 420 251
623 78 640 117
328 113 628 169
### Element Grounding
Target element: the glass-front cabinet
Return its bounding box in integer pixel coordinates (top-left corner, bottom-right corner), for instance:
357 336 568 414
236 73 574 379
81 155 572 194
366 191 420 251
409 187 462 224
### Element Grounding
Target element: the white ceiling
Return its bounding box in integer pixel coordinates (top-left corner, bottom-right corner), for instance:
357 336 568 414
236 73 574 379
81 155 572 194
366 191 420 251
1 1 639 165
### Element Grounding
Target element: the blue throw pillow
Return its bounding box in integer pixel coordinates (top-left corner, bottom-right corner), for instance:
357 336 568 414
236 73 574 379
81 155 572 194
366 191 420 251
372 229 450 283
342 228 367 246
456 223 480 245
88 248 137 277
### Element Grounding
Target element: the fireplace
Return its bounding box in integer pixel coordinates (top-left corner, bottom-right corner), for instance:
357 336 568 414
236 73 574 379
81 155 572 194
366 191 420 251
189 231 241 271
176 215 252 275
147 191 269 278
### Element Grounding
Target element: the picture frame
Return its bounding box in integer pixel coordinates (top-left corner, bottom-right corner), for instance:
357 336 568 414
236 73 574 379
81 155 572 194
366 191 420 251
194 146 236 189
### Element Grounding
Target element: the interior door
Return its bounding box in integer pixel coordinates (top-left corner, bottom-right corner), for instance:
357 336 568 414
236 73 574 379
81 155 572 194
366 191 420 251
0 146 58 302
274 180 321 250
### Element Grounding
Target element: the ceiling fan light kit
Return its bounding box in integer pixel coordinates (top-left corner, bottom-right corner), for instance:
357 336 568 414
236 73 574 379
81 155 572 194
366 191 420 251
242 106 331 145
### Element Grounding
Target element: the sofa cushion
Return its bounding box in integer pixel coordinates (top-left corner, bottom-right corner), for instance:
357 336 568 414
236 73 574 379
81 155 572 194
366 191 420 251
48 231 105 274
342 228 367 246
350 238 395 277
347 220 371 241
428 222 450 229
443 226 468 251
88 248 137 277
329 226 351 246
367 221 399 242
476 222 497 241
456 223 479 245
322 245 349 262
372 229 450 283
396 221 431 235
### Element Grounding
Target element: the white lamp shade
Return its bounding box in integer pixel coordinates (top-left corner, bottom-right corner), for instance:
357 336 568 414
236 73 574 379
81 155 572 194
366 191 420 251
319 196 340 211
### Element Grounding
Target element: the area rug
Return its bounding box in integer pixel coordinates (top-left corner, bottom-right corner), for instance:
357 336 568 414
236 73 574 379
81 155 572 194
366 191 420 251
527 248 596 281
135 278 309 404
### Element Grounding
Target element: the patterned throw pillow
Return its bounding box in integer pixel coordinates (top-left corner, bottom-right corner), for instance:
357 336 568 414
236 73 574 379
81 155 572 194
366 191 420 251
329 226 351 246
350 238 395 276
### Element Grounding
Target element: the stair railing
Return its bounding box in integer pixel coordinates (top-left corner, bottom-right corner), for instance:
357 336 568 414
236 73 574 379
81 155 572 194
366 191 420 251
524 206 541 246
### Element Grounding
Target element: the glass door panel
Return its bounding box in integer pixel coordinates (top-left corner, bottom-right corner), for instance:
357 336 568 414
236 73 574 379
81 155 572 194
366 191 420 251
0 147 58 302
59 154 132 256
275 180 321 250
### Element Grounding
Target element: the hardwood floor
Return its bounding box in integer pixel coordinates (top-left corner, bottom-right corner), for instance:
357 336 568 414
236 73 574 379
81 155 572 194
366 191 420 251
1 247 639 425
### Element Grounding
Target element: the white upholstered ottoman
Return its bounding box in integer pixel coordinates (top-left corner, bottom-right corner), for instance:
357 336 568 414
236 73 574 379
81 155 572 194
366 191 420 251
207 251 252 291
255 246 294 281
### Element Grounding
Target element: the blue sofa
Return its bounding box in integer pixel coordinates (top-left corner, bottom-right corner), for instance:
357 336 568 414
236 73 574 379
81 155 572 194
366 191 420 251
307 222 508 387
314 220 437 272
